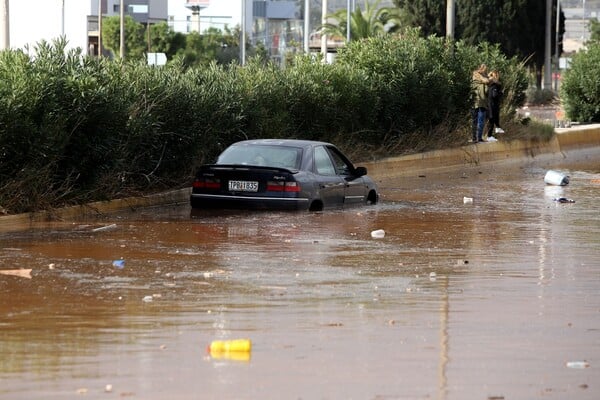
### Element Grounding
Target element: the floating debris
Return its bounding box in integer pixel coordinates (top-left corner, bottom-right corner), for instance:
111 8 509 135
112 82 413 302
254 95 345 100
112 259 125 269
208 339 252 361
371 229 385 238
463 197 473 204
209 339 252 353
92 223 118 232
566 361 590 369
544 170 570 186
553 197 575 203
0 269 32 279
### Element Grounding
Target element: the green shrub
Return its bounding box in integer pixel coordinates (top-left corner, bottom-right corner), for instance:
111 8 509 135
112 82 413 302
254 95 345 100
525 86 557 105
560 42 600 122
0 34 532 214
336 32 528 141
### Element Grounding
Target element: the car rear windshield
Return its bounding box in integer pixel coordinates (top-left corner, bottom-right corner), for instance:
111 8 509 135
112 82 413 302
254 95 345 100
217 145 303 170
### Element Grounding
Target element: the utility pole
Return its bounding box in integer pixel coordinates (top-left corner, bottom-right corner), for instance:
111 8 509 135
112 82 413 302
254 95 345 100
321 0 327 61
98 0 103 57
61 0 65 36
120 0 125 59
582 0 586 41
303 0 309 53
555 0 560 90
240 0 246 65
0 0 9 50
346 0 351 42
544 0 552 89
446 0 455 40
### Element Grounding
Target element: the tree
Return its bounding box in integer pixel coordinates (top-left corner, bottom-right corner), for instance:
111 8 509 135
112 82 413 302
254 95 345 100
102 15 146 60
175 27 241 68
590 19 600 43
396 0 564 88
148 21 186 60
321 0 402 41
392 0 445 37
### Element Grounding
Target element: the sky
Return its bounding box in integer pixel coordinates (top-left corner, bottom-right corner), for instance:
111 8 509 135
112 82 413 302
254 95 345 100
7 0 241 52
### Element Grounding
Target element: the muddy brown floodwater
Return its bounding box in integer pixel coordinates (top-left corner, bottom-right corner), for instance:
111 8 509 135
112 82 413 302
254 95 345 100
1 160 599 400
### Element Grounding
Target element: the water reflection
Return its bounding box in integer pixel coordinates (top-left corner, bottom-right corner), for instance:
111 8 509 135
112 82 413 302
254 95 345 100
0 165 599 399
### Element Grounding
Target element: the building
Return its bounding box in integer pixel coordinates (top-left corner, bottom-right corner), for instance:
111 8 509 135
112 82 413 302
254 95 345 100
168 0 240 33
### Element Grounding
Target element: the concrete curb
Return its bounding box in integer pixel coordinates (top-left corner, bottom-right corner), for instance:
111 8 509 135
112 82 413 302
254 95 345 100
363 124 600 179
2 125 599 230
1 188 191 231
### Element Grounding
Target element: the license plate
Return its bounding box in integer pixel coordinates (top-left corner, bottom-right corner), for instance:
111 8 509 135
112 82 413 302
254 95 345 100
228 180 259 192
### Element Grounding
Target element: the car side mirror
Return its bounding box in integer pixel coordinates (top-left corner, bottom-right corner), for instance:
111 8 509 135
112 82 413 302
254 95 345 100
354 166 367 177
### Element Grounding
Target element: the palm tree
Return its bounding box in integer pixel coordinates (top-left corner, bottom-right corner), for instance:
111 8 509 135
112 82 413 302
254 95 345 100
321 0 402 42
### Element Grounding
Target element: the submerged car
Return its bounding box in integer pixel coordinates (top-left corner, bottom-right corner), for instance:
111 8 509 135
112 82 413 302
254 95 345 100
190 139 379 211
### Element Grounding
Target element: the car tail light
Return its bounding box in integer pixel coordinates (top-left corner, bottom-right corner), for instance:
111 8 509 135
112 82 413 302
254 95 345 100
267 181 301 192
193 177 221 189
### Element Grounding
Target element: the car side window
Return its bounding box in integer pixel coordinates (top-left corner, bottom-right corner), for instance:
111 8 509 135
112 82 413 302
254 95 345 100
327 147 352 175
314 146 336 176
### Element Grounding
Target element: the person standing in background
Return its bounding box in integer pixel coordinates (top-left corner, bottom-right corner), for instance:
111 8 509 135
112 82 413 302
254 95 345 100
487 70 504 141
471 64 490 143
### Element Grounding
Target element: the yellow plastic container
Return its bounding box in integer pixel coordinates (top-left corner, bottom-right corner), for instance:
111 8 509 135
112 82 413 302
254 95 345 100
209 350 251 362
209 339 252 353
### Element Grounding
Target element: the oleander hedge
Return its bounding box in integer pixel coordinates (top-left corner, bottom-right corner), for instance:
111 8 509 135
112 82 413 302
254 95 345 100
560 42 600 123
0 33 527 214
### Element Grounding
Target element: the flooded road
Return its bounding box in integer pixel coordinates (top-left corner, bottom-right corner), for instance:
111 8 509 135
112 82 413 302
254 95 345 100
1 163 599 400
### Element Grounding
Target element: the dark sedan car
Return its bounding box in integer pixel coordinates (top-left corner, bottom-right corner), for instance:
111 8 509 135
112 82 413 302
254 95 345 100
190 139 379 211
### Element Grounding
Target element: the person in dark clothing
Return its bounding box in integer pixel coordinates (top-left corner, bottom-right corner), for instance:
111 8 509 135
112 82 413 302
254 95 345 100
471 64 490 142
487 70 504 140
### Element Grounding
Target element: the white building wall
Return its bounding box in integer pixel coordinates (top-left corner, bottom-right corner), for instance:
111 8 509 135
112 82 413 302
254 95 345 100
9 0 90 52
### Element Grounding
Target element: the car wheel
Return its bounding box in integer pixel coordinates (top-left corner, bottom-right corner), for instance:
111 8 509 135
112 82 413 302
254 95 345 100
190 198 202 209
309 200 324 212
367 190 378 205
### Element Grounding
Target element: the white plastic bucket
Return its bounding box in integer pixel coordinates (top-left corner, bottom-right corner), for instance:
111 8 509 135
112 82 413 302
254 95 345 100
544 170 569 186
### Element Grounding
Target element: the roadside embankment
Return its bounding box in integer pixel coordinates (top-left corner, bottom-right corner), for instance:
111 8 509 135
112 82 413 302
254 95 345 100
1 124 599 231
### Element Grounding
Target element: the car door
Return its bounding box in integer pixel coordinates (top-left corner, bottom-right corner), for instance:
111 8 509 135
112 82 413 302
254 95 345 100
325 146 367 206
313 146 345 207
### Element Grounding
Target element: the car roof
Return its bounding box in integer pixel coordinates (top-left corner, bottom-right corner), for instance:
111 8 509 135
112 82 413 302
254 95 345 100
230 139 333 149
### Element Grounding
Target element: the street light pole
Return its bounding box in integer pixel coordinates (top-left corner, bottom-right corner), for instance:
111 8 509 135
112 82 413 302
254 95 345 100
321 0 327 61
240 0 246 65
544 0 552 89
446 0 455 40
60 0 65 36
582 0 586 41
98 0 103 57
555 0 560 90
120 0 125 59
346 0 351 43
303 0 309 53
